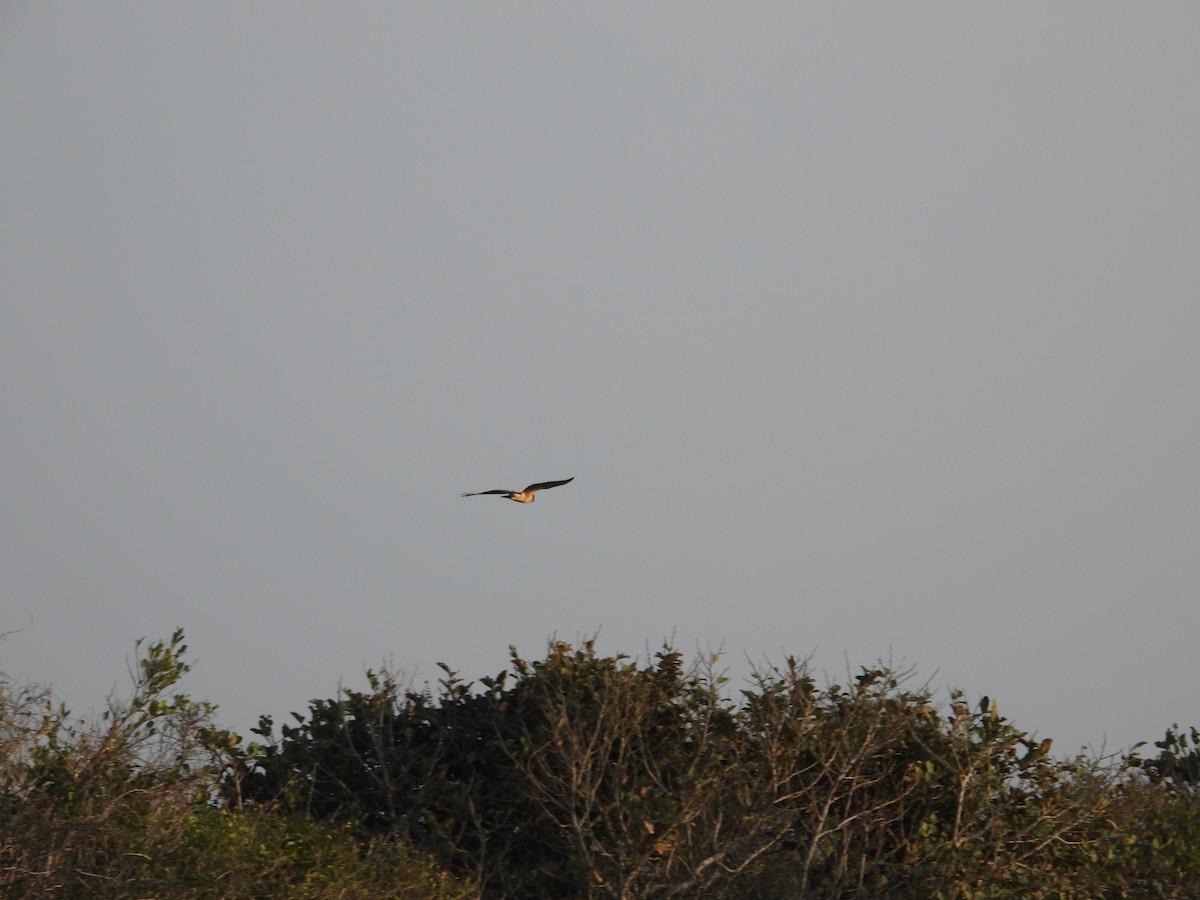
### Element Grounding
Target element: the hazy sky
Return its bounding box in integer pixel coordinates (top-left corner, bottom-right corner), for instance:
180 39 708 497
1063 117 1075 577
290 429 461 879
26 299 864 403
3 4 1198 755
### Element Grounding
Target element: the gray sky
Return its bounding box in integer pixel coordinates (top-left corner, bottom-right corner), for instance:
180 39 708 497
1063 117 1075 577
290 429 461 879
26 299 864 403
3 3 1198 755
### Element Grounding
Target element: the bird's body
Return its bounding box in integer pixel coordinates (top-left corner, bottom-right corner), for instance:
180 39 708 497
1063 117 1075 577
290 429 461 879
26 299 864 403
462 477 574 503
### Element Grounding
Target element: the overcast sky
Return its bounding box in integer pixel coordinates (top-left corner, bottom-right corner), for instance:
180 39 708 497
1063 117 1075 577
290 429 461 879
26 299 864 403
3 3 1198 755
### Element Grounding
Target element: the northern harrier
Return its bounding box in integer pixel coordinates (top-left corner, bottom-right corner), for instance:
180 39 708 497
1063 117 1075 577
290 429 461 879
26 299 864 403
461 477 574 503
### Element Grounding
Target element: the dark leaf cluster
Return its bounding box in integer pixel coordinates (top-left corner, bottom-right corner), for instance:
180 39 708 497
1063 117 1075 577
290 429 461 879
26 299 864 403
230 641 1200 899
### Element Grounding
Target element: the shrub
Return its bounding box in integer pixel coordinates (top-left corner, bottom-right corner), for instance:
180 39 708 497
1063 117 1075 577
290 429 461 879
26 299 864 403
0 631 472 899
239 642 1200 898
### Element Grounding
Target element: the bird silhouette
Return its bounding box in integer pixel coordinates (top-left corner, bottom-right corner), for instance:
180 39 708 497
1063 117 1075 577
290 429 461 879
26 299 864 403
461 477 574 503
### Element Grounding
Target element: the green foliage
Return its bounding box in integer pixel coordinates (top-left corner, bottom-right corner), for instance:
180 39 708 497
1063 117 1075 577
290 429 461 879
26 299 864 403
0 629 220 893
0 630 473 899
235 642 1200 898
4 630 1200 898
1133 724 1200 788
135 804 473 899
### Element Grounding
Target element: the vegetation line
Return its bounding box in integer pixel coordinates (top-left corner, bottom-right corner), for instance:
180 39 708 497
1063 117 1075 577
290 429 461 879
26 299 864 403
2 630 1198 898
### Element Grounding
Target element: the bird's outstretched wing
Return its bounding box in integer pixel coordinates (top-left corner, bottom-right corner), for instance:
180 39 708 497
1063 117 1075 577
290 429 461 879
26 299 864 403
523 477 575 493
461 489 515 497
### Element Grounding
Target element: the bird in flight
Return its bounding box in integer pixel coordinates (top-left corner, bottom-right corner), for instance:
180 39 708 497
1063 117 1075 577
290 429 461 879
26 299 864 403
461 477 574 503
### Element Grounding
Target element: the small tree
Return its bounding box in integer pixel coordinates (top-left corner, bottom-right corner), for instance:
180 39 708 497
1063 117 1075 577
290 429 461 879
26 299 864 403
1 631 476 899
0 629 228 894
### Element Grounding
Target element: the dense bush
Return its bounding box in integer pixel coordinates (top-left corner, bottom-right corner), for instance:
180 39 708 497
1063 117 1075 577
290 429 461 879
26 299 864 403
238 641 1200 898
4 631 1199 898
0 631 471 899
